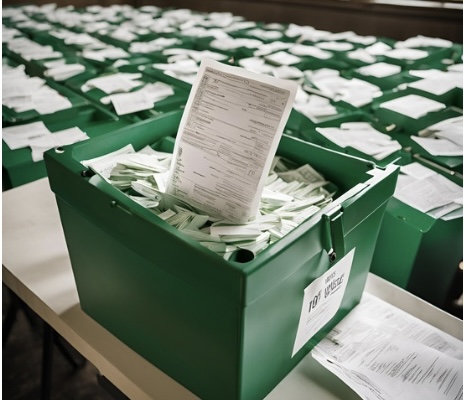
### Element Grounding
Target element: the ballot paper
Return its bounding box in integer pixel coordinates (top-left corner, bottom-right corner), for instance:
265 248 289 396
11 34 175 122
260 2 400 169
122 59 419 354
44 63 86 81
3 123 88 161
394 163 462 219
316 123 402 160
411 135 463 156
419 116 463 145
166 59 298 223
356 62 402 78
312 293 463 400
379 94 446 119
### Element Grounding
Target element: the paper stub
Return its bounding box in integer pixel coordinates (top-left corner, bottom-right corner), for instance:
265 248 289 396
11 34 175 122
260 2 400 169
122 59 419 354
166 58 298 223
292 248 355 357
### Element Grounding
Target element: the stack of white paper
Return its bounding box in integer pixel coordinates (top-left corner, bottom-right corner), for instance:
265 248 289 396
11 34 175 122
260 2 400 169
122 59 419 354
414 116 463 156
306 71 382 107
129 37 182 53
84 73 176 116
394 162 462 220
312 293 463 400
3 122 89 161
44 62 86 81
379 94 446 119
316 122 402 160
293 88 338 122
2 64 72 115
6 37 62 61
395 35 453 49
356 62 402 78
85 145 336 259
407 69 463 95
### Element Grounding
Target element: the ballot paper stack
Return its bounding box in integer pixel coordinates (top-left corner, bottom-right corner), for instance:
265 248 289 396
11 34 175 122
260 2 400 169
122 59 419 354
81 72 175 115
3 121 89 162
303 68 382 107
312 293 463 400
84 146 337 260
2 62 73 115
413 116 463 157
152 49 229 83
316 122 402 160
394 162 462 220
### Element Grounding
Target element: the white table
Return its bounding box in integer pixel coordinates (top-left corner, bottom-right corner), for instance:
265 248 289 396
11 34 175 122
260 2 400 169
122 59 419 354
3 178 462 400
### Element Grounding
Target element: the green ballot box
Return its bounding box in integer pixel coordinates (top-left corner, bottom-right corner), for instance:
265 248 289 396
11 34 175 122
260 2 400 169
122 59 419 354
370 195 463 309
45 110 398 400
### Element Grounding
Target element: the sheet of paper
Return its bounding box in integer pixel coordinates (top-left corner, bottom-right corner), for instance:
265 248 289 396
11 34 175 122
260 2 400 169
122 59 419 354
357 62 402 78
384 48 429 61
166 58 298 223
400 162 437 180
408 77 460 96
379 94 446 119
411 136 463 156
347 49 377 64
2 121 51 150
44 63 86 81
108 91 153 115
312 293 463 400
419 116 463 145
264 51 301 66
394 170 462 215
29 127 89 161
288 44 332 59
316 41 354 52
292 249 355 357
316 125 401 160
83 73 142 94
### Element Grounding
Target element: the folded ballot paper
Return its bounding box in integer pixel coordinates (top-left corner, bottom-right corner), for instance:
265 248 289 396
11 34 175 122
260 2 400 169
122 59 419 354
82 59 344 259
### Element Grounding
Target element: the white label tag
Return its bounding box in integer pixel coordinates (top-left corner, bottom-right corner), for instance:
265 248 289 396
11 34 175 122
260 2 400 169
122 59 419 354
292 248 355 357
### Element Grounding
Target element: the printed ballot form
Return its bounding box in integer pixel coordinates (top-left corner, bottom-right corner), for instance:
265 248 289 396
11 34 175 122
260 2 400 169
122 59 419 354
312 293 463 400
166 58 298 223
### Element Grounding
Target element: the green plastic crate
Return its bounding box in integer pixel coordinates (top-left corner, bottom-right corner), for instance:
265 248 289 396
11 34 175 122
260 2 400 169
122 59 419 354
388 130 463 179
2 106 130 189
299 116 411 168
370 186 463 309
371 91 462 134
45 107 398 400
65 70 190 122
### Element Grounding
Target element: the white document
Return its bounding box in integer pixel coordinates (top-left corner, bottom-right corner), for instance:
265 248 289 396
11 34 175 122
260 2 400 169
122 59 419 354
357 62 402 78
394 170 462 215
108 91 153 115
312 293 463 400
408 77 460 96
411 136 463 156
384 48 429 61
264 51 301 66
379 94 446 119
81 144 136 179
316 41 354 52
2 121 51 150
288 44 332 60
83 73 142 94
292 248 355 357
400 162 437 180
316 124 401 160
44 63 86 81
347 49 377 64
166 58 298 223
419 116 463 145
29 127 89 161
